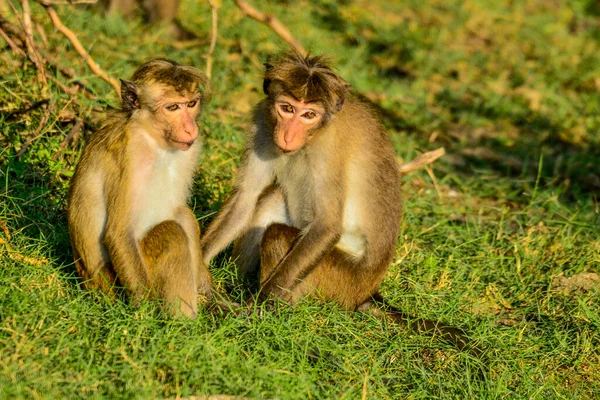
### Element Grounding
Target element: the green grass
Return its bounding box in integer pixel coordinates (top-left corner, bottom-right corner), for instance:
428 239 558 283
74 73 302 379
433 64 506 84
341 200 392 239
1 0 599 398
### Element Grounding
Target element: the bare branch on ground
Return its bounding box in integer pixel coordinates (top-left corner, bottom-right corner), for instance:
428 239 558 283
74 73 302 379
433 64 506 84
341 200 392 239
206 0 220 79
16 100 55 157
232 0 306 57
398 147 446 174
0 24 27 56
6 0 48 86
38 2 120 93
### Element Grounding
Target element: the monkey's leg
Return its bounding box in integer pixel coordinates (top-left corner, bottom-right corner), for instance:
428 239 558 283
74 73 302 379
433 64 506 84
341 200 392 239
173 207 213 301
260 225 475 352
233 185 288 282
69 199 117 295
260 223 385 309
141 220 198 318
72 245 117 295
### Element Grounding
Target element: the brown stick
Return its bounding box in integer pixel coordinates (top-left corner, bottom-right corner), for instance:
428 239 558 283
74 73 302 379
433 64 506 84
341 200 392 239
232 0 306 57
425 165 443 200
206 0 220 79
6 0 48 86
39 4 120 94
21 0 47 85
60 117 84 148
16 100 55 157
397 147 446 174
0 25 26 56
1 14 92 98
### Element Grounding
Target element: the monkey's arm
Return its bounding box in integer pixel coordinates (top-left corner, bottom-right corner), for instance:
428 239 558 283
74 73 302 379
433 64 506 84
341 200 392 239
201 152 273 264
103 190 151 299
260 170 345 298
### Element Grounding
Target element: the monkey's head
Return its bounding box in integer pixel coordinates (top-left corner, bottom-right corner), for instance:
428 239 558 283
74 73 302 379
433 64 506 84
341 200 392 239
120 59 210 151
262 52 349 153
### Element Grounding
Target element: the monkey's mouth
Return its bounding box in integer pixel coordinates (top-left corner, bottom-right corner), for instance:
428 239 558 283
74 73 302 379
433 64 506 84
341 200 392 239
275 144 299 154
172 139 195 151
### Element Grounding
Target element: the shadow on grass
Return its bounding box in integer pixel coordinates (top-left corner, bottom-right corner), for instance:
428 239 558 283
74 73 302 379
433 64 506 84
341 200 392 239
2 156 75 278
433 90 600 197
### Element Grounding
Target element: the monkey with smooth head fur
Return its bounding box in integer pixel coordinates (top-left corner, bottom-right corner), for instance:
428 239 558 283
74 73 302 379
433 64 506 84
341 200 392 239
68 59 212 318
201 52 471 350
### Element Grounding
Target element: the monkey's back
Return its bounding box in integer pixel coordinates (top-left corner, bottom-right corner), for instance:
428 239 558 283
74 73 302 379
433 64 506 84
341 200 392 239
332 96 403 270
67 114 128 293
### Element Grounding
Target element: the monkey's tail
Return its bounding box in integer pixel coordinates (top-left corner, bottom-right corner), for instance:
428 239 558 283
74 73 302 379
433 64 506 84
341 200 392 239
360 292 478 355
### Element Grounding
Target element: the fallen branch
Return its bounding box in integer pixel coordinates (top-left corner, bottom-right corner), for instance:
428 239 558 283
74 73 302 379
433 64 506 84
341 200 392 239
6 0 48 86
425 165 443 200
232 0 306 57
0 24 26 56
39 3 120 94
60 117 84 148
397 147 446 174
17 100 55 157
205 0 220 79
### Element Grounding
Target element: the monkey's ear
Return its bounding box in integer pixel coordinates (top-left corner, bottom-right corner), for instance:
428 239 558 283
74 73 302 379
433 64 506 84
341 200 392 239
334 83 351 112
120 79 140 111
263 63 274 94
263 79 272 95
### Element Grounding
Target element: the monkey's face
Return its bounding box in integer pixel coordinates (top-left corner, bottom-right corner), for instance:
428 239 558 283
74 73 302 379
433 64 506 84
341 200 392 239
272 95 325 153
155 94 201 151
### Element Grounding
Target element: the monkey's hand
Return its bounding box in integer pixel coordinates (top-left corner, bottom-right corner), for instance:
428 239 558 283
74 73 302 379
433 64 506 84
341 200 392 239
208 299 242 316
243 294 280 317
258 279 294 304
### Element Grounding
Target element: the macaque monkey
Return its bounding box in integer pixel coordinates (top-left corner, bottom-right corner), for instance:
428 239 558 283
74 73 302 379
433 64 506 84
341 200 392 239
201 52 471 350
68 59 212 318
102 0 193 40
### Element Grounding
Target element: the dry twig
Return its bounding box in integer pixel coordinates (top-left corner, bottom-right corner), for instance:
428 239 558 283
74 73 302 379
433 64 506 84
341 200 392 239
397 147 446 174
6 0 48 86
206 0 220 79
39 3 120 93
425 165 443 200
17 100 55 157
60 117 84 148
232 0 306 56
0 25 26 56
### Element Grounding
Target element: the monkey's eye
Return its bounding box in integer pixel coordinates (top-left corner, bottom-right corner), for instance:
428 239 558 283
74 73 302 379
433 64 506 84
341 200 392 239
303 111 317 120
166 104 180 112
280 104 294 114
187 100 198 108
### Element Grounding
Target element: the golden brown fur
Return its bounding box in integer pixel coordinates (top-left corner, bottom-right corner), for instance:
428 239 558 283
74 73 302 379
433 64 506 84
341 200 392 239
201 52 402 308
68 59 212 318
201 52 472 350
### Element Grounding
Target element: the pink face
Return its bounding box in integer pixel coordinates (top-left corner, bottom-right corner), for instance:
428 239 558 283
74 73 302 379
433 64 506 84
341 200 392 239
274 95 325 153
159 96 201 151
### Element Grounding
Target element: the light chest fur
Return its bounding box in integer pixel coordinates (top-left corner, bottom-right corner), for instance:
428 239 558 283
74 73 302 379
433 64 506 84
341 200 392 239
272 149 366 258
133 139 199 238
273 153 314 228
